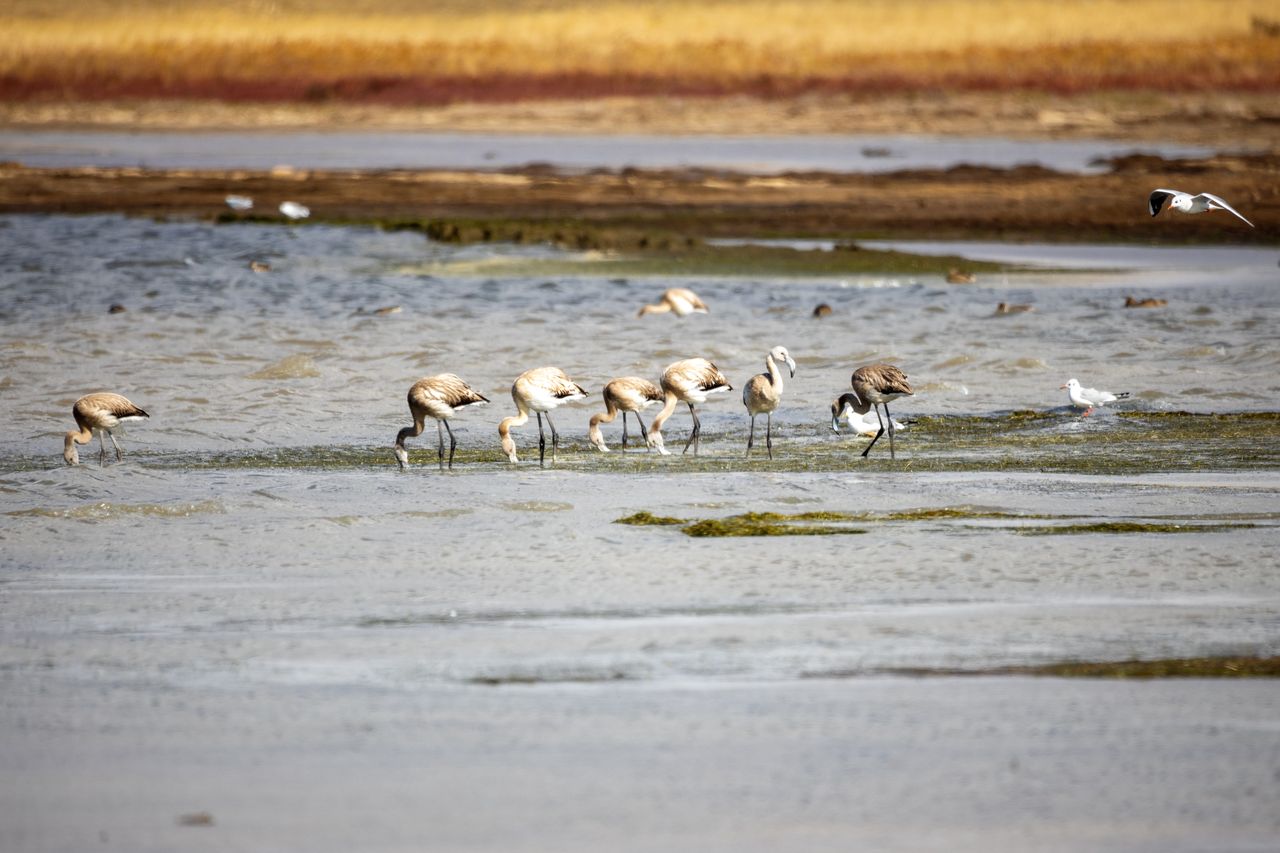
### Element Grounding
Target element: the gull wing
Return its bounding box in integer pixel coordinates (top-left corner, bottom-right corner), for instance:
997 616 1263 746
1147 188 1181 217
1197 193 1255 228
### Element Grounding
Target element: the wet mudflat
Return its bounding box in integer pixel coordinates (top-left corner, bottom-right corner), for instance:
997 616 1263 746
2 211 1279 850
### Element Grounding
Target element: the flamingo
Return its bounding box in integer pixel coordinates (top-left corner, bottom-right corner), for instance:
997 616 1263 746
846 364 914 459
647 358 733 456
498 367 588 466
393 374 489 471
588 377 665 452
637 288 709 318
742 345 796 459
63 392 149 466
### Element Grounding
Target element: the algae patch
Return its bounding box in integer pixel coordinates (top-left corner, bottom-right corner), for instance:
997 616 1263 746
1013 521 1257 535
682 512 867 537
615 511 686 526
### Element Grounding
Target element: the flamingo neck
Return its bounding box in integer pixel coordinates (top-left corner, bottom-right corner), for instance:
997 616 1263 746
63 427 92 464
498 397 530 462
638 302 671 317
587 398 619 449
765 354 785 395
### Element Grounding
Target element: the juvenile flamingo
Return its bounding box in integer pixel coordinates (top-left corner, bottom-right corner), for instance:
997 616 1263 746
498 367 589 466
846 364 914 459
742 345 796 459
588 376 665 452
393 374 489 471
63 392 149 466
637 288 709 318
647 358 733 456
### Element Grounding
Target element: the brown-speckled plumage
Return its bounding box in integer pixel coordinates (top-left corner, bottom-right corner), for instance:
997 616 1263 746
498 366 589 466
647 358 732 456
848 363 914 460
743 346 796 459
394 373 489 470
637 287 709 318
588 376 664 451
63 392 149 466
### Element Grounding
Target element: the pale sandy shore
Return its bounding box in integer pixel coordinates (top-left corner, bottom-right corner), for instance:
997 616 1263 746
2 92 1279 149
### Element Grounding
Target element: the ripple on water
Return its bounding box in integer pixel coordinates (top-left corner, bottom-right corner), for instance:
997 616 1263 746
7 499 225 520
248 355 321 380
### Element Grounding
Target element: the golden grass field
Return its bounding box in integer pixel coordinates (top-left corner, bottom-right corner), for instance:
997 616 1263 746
3 0 1279 103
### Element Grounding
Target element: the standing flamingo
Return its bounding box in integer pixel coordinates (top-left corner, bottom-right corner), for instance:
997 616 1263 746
647 358 733 456
588 377 665 452
742 345 796 459
393 374 489 471
847 364 914 459
63 392 150 466
498 367 589 466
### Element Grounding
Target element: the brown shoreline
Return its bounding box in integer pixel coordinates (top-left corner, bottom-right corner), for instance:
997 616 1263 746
2 153 1276 244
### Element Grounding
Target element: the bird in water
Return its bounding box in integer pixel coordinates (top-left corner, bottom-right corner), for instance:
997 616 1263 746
1124 296 1167 308
498 367 589 467
742 345 796 459
647 358 733 456
278 201 310 220
831 394 909 437
393 374 489 471
63 392 149 466
588 376 665 452
1060 378 1129 416
995 302 1034 314
1148 189 1254 227
845 364 914 459
637 287 709 318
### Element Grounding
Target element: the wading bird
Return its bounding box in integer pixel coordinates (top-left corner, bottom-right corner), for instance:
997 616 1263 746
588 376 665 452
1124 296 1167 308
995 302 1034 314
393 374 489 471
637 287 709 318
846 364 914 459
1148 189 1254 227
1060 378 1129 416
831 394 909 437
498 367 588 466
63 392 149 466
647 358 732 456
742 345 796 459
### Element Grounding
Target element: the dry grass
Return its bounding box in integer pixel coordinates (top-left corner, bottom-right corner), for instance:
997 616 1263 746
3 0 1278 100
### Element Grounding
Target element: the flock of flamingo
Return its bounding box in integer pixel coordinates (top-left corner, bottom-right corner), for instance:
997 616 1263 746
61 183 1253 469
62 286 916 470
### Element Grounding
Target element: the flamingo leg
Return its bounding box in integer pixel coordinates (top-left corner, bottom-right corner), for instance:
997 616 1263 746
621 412 630 448
683 403 699 455
746 414 756 458
766 412 773 460
536 412 547 467
635 413 650 446
107 430 124 461
861 405 886 458
886 404 898 459
98 430 108 464
545 411 560 466
436 420 446 470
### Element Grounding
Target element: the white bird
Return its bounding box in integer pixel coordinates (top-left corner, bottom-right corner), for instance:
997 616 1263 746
637 288 709 318
224 194 253 211
498 367 589 466
1060 377 1130 416
743 345 796 459
831 394 907 437
63 392 150 466
588 376 665 452
1148 189 1253 227
845 364 914 459
393 374 489 471
279 201 310 220
647 358 733 456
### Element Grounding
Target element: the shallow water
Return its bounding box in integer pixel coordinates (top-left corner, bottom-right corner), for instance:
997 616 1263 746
2 212 1279 849
0 129 1216 174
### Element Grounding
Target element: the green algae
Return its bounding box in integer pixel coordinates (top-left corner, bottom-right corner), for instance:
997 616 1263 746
1009 657 1280 678
681 513 866 537
1012 521 1258 535
614 511 686 526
